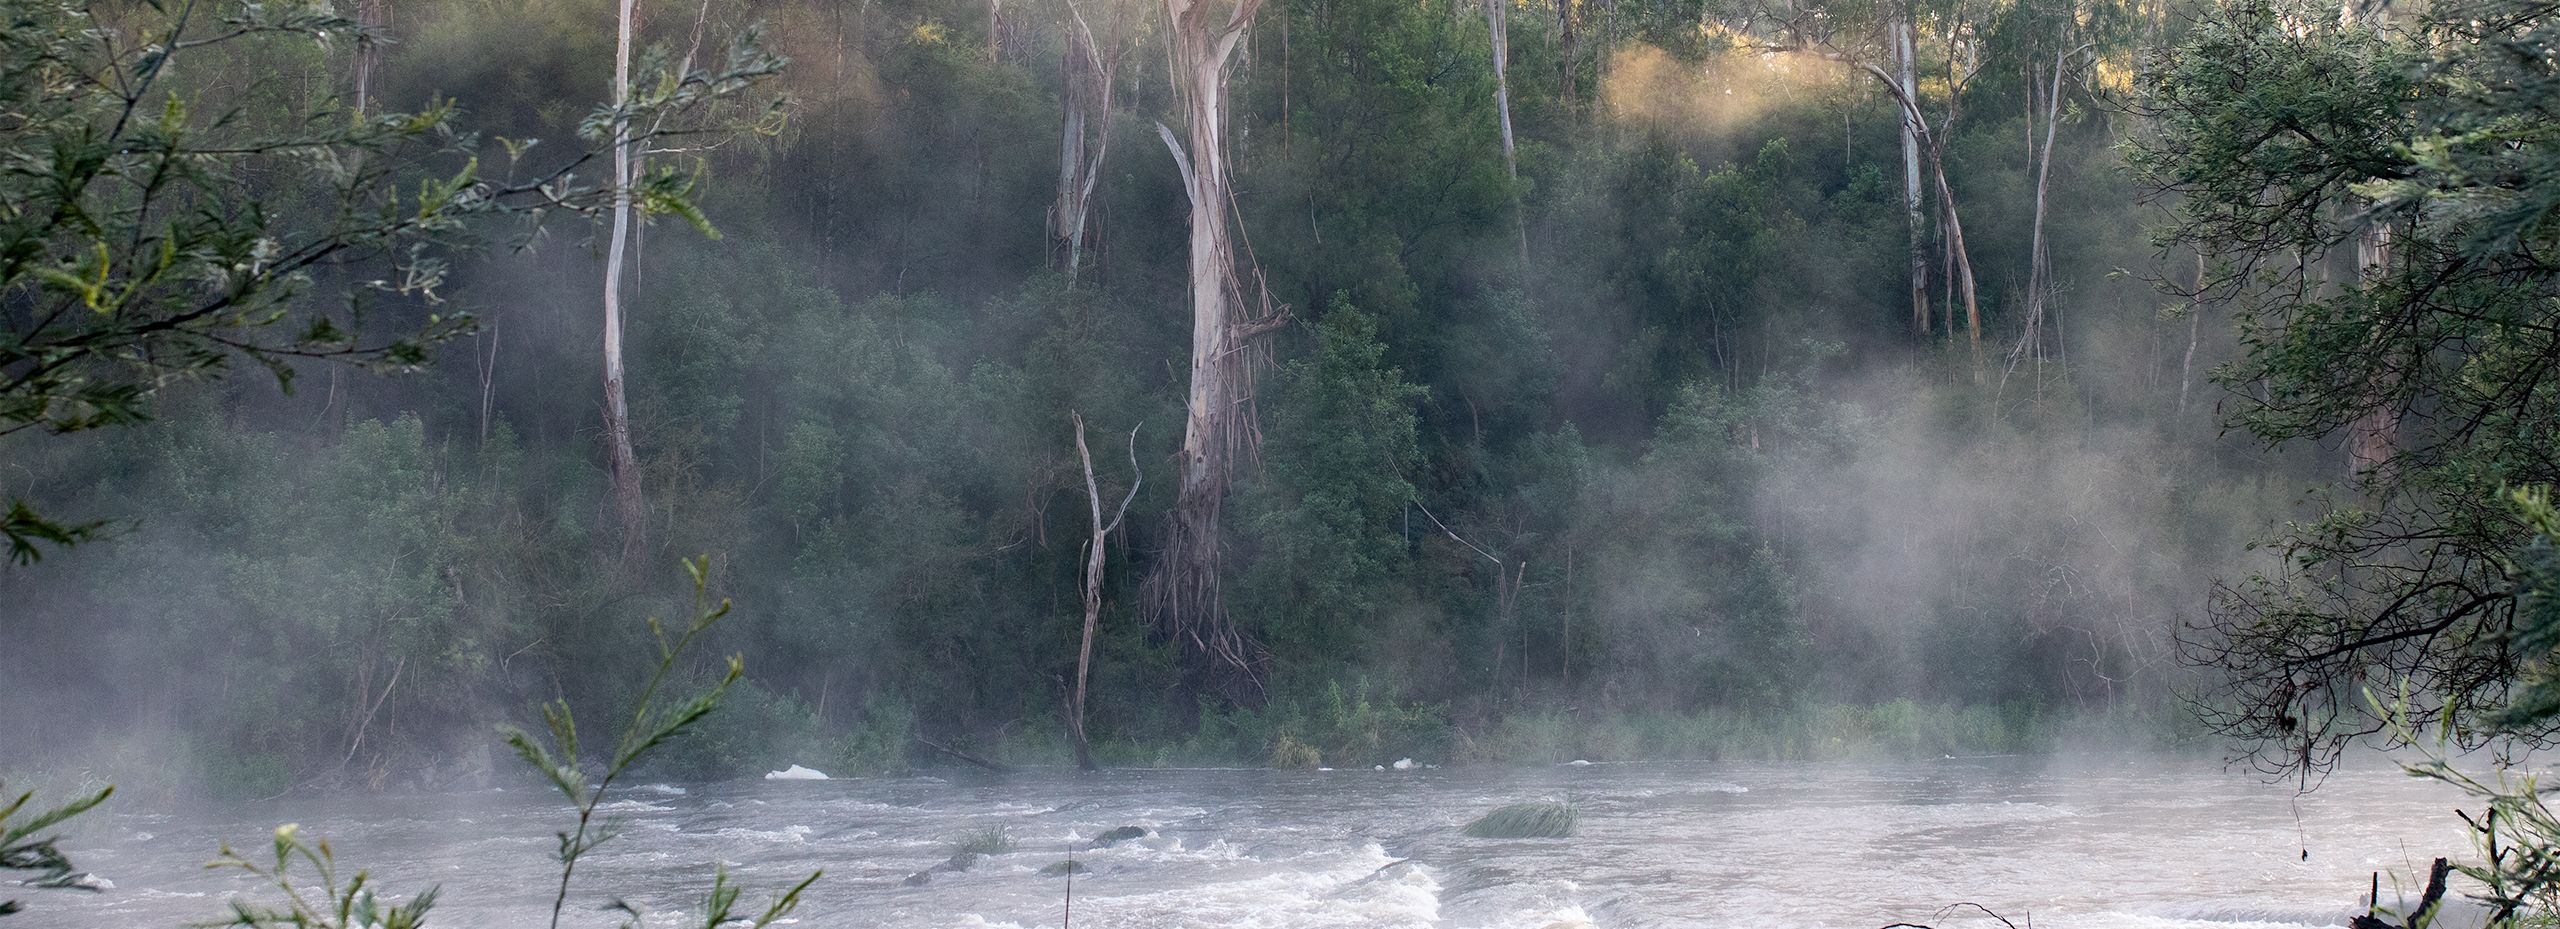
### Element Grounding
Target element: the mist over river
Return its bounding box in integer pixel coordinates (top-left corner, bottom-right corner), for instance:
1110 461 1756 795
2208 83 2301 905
27 755 2486 929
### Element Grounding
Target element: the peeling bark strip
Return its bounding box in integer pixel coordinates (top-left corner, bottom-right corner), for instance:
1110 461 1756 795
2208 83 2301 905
1143 0 1285 696
603 0 647 560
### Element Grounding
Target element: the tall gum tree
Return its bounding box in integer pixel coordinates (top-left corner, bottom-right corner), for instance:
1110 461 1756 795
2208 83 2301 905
603 0 646 560
1145 0 1287 694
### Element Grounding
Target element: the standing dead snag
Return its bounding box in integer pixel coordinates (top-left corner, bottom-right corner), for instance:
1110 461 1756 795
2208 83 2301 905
1143 0 1289 697
1070 413 1141 771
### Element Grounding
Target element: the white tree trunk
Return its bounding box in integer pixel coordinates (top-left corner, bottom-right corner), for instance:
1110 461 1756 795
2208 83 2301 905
1146 0 1278 694
1895 11 1926 336
603 0 646 558
1487 0 1526 264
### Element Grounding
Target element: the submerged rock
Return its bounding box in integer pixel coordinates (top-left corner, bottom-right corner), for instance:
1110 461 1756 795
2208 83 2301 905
901 870 933 886
1462 801 1577 838
1039 859 1090 877
1090 825 1148 848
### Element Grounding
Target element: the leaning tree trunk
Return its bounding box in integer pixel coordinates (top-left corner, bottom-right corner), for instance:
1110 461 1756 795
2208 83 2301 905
1894 8 1927 337
1145 0 1282 696
1863 60 1981 367
603 0 647 560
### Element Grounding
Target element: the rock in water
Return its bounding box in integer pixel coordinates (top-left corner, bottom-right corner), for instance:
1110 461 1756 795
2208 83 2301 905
1091 825 1148 848
1392 758 1417 770
764 764 830 780
1040 859 1091 877
1462 801 1577 838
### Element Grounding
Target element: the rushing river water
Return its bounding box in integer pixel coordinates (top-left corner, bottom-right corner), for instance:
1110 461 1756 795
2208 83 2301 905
30 755 2484 929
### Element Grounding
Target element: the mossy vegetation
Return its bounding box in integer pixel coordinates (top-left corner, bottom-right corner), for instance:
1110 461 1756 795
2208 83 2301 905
1463 802 1578 839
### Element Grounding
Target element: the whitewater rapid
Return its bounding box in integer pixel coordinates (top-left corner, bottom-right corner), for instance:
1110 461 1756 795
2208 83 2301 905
28 756 2476 928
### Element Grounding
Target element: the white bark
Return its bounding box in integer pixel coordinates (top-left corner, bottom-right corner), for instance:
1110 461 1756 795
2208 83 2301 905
1147 0 1280 691
1895 10 1925 337
603 0 646 556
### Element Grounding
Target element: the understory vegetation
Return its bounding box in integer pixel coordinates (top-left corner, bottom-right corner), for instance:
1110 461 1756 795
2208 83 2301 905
0 0 2548 849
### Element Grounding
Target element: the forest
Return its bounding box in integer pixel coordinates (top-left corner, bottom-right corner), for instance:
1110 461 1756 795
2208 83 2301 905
2 0 2556 831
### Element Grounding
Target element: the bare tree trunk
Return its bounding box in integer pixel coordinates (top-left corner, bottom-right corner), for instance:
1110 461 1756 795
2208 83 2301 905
1071 413 1142 772
2347 219 2398 476
1863 60 1981 368
1556 0 1576 109
1145 0 1284 697
604 0 647 560
1895 9 1927 337
1054 0 1122 279
1486 0 1526 265
2006 48 2065 376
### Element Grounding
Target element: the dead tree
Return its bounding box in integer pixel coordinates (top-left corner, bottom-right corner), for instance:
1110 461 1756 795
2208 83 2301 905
1069 413 1141 770
1143 0 1289 696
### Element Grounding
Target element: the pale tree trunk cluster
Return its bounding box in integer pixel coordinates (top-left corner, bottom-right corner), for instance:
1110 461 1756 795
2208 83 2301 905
2006 44 2085 382
1859 57 1981 364
1143 0 1288 695
1052 0 1125 278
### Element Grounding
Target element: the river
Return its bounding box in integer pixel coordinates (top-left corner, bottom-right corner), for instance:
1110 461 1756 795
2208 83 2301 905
28 755 2483 929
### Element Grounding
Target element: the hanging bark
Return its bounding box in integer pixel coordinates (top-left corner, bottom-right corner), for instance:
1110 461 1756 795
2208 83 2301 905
1143 0 1287 696
1053 0 1124 278
1895 8 1927 337
602 0 647 560
352 0 389 114
1069 413 1142 771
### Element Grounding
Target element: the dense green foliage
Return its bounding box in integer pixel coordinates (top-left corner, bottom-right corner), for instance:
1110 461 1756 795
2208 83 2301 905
2 0 2324 793
2136 0 2560 776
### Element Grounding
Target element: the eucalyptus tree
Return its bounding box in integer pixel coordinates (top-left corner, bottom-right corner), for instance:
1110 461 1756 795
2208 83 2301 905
2137 0 2560 776
1145 0 1291 694
0 0 779 565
